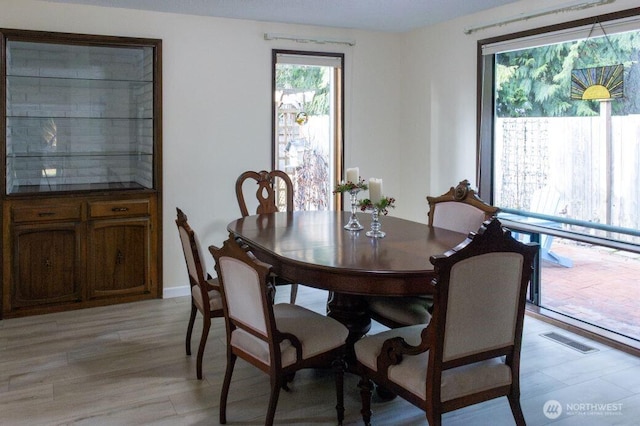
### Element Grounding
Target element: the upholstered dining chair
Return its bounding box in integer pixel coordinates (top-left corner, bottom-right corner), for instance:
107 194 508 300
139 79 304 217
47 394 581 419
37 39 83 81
356 218 538 426
235 169 298 303
210 235 349 426
175 207 224 380
427 179 499 232
366 179 499 328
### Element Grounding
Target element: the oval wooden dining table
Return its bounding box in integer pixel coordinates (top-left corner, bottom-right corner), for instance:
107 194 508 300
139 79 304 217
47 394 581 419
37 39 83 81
226 210 467 342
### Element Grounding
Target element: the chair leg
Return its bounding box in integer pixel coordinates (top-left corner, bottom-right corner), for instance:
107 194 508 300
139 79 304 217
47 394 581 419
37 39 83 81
196 317 210 380
508 394 526 426
185 303 197 356
426 411 441 426
333 357 346 426
358 376 373 426
220 353 236 425
266 377 282 426
282 372 295 391
289 283 298 304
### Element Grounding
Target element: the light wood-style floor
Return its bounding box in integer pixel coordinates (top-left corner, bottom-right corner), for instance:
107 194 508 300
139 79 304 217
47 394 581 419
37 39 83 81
1 285 640 426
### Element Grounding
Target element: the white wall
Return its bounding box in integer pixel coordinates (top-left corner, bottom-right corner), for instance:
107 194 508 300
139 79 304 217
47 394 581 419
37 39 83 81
1 0 637 295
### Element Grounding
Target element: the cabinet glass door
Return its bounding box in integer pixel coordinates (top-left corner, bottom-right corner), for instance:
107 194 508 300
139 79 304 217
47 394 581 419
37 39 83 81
5 41 155 194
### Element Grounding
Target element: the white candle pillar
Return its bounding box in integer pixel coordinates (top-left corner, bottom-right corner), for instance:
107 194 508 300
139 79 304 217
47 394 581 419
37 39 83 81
346 167 359 184
369 178 383 204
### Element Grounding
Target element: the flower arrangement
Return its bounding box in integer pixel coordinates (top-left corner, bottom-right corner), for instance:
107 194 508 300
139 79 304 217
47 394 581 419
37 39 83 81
333 179 368 193
359 196 396 215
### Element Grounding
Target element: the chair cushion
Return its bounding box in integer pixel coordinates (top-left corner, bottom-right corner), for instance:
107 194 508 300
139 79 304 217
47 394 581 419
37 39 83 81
231 303 348 367
192 281 223 313
366 296 432 326
355 326 512 401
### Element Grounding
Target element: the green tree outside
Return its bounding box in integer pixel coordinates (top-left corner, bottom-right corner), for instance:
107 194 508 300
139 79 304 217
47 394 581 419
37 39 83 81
496 31 640 117
276 64 329 115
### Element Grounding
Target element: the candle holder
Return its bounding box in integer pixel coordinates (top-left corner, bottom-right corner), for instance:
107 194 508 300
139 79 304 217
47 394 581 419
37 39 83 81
358 196 396 239
344 188 364 231
334 178 368 232
366 207 386 238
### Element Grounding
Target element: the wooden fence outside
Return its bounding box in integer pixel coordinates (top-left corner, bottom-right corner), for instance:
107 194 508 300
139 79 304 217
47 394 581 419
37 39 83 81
495 115 640 244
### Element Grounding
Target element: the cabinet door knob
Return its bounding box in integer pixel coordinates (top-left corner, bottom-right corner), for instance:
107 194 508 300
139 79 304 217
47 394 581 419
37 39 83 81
38 212 56 217
111 207 129 212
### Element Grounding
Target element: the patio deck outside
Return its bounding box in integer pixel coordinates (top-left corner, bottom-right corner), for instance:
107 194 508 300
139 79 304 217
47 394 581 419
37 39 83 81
537 237 640 345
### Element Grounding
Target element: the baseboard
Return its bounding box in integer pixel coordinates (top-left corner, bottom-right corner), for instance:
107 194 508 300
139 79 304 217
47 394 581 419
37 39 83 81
163 285 190 299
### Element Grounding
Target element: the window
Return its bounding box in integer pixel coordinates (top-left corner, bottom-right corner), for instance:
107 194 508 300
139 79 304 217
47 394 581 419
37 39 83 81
272 50 344 211
478 9 640 348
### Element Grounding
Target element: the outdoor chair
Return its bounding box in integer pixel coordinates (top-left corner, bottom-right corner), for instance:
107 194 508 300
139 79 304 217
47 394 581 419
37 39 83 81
510 186 573 268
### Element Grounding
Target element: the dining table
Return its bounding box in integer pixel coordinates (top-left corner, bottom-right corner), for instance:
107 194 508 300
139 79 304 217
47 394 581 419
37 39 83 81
226 210 468 343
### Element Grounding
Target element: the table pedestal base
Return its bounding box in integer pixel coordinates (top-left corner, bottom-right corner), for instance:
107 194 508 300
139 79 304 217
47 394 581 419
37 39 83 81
327 291 371 341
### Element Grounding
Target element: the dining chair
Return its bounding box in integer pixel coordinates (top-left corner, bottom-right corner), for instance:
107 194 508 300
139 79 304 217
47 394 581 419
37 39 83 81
356 218 538 426
366 179 499 328
235 169 298 303
426 179 499 233
210 234 348 426
175 207 224 380
235 169 294 217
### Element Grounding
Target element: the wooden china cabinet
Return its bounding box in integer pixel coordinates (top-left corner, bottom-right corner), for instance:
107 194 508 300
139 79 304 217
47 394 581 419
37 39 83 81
1 29 162 318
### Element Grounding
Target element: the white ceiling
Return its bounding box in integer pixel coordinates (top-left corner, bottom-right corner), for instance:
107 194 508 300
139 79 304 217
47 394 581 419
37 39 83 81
44 0 523 33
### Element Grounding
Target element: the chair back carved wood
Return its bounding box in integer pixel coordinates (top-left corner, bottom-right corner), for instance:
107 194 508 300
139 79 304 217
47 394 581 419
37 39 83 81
235 170 294 217
427 179 498 234
356 218 538 426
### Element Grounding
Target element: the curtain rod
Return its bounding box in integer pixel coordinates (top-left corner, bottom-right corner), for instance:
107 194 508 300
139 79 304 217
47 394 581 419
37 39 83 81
264 33 356 46
464 0 615 35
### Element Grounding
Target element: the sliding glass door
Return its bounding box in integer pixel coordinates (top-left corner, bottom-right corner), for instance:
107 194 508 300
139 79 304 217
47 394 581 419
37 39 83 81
478 10 640 346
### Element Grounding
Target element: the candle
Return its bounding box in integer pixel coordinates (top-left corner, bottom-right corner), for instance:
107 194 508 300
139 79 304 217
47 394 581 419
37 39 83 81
346 167 359 184
369 178 383 204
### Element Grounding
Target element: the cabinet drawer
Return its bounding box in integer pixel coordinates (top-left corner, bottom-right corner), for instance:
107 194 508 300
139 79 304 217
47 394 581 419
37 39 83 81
89 200 150 218
12 204 82 223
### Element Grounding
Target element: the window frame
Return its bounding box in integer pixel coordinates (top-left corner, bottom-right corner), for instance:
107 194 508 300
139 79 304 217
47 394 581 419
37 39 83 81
271 49 345 211
477 6 640 251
